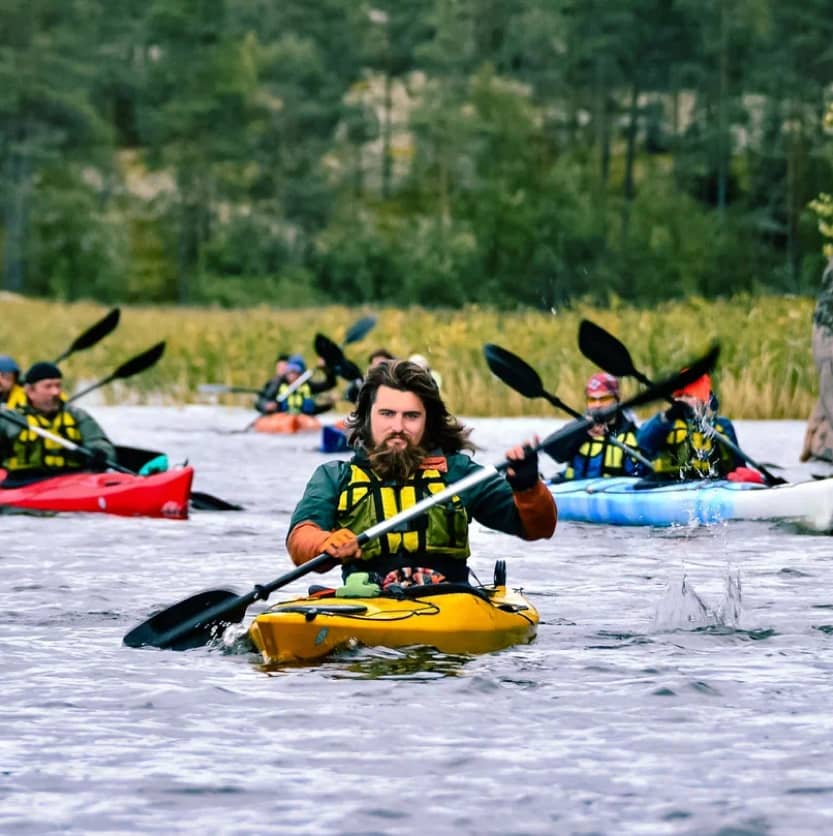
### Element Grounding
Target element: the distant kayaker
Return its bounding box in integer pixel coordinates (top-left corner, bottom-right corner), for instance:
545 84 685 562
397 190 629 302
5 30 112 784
344 347 397 404
637 373 744 479
255 352 337 415
0 361 115 475
0 355 25 409
285 359 556 592
552 372 647 481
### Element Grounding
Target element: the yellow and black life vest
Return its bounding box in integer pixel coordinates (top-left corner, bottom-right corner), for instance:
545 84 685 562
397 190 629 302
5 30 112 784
336 463 470 562
2 384 26 409
653 419 733 477
6 409 83 471
565 429 639 479
277 381 313 414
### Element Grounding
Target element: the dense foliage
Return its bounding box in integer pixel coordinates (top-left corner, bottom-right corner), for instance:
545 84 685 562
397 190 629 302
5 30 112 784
1 0 832 308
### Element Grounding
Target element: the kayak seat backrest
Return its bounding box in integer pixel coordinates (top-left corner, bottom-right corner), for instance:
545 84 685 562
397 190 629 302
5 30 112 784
387 582 491 602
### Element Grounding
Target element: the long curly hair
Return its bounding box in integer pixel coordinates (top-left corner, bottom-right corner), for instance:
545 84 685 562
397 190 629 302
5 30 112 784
344 360 474 454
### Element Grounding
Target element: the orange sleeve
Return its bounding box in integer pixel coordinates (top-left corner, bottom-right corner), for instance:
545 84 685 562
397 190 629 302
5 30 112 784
287 521 331 567
513 481 557 540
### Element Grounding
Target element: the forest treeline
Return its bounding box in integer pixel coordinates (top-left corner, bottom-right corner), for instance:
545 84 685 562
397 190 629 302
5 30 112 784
2 0 832 309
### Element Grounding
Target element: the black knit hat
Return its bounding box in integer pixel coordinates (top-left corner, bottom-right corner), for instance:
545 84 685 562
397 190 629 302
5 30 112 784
24 361 63 385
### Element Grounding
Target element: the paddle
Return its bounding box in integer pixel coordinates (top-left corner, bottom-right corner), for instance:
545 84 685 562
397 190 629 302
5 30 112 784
315 333 362 382
0 412 242 511
53 308 121 364
122 343 718 651
483 343 655 471
66 342 166 403
577 319 786 486
198 384 264 396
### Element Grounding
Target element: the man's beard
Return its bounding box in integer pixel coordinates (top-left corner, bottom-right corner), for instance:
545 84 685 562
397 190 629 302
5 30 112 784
368 435 426 481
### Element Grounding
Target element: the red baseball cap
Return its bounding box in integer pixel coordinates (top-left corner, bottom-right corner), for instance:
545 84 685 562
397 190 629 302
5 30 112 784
673 373 711 402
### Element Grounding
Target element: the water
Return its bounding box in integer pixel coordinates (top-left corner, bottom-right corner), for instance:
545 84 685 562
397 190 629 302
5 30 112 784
4 409 833 835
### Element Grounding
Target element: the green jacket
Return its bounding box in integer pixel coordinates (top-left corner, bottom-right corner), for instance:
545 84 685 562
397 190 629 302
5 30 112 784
289 450 530 580
0 403 115 471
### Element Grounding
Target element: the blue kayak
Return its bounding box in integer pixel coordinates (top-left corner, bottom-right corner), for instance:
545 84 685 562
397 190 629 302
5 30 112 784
320 423 349 453
549 476 833 530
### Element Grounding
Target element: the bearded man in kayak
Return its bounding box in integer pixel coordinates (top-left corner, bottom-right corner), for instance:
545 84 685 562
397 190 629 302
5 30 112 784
286 359 556 589
637 373 744 479
0 355 25 408
552 372 646 481
0 361 115 477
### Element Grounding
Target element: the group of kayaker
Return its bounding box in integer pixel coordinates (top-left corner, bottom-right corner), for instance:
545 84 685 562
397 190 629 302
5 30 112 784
0 358 115 482
551 369 748 483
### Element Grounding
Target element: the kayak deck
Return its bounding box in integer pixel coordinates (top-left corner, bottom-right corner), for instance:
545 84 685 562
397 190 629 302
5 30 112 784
0 466 194 519
253 413 321 434
248 583 539 665
549 475 833 530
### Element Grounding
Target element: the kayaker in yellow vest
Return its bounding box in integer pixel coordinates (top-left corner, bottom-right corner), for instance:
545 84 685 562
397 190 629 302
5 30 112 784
0 355 26 409
255 353 337 415
553 372 647 481
0 361 115 476
637 373 744 479
286 359 556 591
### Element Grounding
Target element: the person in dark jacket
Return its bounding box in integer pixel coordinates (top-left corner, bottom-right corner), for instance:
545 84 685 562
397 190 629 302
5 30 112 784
637 373 743 479
0 361 115 477
286 359 556 589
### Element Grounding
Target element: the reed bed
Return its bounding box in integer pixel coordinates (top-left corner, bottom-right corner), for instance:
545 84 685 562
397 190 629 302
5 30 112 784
0 292 818 419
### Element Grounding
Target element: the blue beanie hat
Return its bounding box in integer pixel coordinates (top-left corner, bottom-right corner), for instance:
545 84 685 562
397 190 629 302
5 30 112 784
24 361 62 384
0 355 20 374
288 354 307 373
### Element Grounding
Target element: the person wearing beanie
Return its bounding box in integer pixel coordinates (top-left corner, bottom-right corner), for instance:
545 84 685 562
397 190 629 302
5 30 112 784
255 350 338 416
0 354 25 409
636 372 744 480
0 361 115 476
551 371 646 481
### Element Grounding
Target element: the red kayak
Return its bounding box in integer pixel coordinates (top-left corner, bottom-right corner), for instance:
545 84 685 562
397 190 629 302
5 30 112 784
0 466 194 519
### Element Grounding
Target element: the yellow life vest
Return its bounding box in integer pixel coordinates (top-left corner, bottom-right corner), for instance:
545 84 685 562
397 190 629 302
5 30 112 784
565 429 638 479
2 384 26 409
6 409 83 471
336 463 470 562
653 419 732 477
277 381 313 414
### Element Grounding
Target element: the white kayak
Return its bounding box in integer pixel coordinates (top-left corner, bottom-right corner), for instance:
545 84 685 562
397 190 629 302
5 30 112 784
548 476 833 531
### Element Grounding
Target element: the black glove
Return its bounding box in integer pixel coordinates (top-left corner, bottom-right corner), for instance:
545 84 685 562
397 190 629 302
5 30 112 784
87 447 110 471
506 447 540 491
665 400 694 423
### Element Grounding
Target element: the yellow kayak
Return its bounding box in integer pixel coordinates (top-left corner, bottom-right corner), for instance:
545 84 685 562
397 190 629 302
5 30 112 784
248 582 539 665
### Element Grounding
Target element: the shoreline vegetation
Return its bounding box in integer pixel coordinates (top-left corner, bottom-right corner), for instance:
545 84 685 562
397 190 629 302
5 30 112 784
1 293 817 420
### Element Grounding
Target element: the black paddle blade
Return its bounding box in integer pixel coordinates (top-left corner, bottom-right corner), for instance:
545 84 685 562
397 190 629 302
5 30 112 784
483 344 545 399
315 333 362 381
578 319 640 379
122 589 245 650
112 341 166 380
54 307 121 363
190 491 244 512
344 315 377 345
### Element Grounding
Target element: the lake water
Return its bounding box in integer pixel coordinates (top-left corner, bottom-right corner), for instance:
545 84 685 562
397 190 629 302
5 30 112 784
3 408 833 835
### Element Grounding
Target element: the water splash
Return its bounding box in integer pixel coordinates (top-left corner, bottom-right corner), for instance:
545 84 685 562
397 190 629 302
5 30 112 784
654 566 743 631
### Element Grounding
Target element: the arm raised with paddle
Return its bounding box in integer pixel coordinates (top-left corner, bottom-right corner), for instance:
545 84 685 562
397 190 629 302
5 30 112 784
578 320 785 486
122 346 718 651
483 343 655 475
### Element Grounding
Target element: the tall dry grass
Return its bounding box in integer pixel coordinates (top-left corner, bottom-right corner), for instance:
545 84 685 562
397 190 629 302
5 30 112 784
0 293 817 419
